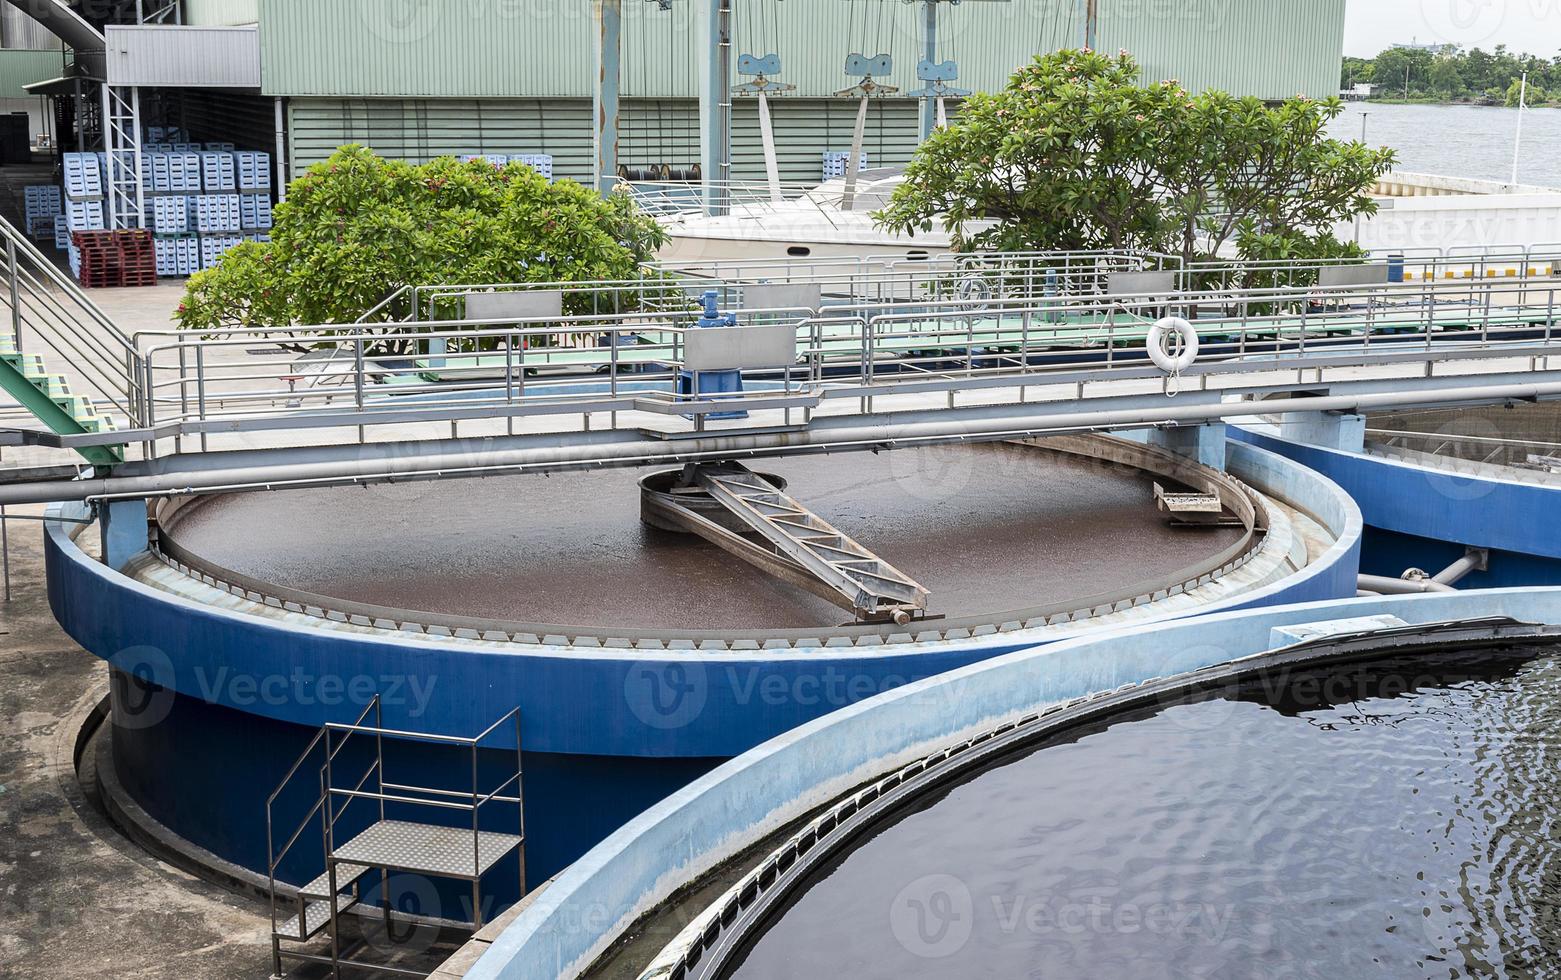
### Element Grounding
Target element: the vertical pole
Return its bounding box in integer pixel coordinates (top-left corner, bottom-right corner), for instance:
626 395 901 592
699 0 731 215
274 96 288 201
130 87 145 230
1 505 9 604
100 84 115 225
593 0 623 196
1084 0 1098 50
1512 71 1528 188
7 238 22 355
920 0 937 143
73 78 84 152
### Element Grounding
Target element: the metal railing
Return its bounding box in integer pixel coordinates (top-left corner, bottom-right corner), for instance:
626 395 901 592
0 213 144 428
98 271 1561 458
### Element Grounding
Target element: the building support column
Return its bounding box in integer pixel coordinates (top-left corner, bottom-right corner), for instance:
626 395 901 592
698 0 732 215
273 96 289 201
919 0 937 143
99 498 149 572
1147 421 1228 471
593 0 623 196
1281 412 1366 453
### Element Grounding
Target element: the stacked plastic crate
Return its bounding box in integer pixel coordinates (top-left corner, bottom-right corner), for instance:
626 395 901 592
62 152 106 237
822 151 869 180
23 185 62 237
145 141 203 278
237 150 273 244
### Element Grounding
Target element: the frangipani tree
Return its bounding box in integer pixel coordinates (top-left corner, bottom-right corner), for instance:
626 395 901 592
877 49 1396 268
176 146 666 336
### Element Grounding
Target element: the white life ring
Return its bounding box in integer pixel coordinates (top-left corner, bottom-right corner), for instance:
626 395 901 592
1147 316 1199 374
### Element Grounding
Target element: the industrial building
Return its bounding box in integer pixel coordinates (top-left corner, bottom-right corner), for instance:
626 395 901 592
0 0 1348 197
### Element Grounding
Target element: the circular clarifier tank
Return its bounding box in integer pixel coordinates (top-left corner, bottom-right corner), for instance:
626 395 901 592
150 440 1254 640
675 643 1561 980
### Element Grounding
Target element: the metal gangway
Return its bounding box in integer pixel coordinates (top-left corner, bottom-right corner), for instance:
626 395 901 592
8 231 1561 506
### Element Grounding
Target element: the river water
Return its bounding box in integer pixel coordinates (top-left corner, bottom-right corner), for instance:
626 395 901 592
1329 102 1561 188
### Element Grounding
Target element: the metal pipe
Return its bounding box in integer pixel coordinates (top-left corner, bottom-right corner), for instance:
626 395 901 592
1432 549 1488 586
1358 574 1457 595
13 380 1561 506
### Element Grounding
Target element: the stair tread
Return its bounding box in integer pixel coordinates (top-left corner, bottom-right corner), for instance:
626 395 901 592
298 861 374 900
275 892 359 942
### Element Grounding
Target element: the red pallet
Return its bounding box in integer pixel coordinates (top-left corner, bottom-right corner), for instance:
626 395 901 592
72 229 158 288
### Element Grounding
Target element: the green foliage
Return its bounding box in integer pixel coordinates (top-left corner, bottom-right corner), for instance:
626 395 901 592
877 50 1395 266
1344 43 1560 105
176 146 667 335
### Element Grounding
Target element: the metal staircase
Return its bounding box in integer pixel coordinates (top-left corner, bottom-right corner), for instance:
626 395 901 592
688 462 930 623
0 210 139 467
266 698 525 979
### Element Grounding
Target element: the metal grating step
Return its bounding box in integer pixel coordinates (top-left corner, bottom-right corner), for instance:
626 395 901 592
330 820 522 880
298 861 373 901
276 892 359 942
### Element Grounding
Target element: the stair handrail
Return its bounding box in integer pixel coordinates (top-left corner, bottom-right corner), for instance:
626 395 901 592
265 696 382 909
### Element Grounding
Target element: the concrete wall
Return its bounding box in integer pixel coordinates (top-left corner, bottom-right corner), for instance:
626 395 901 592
468 587 1561 980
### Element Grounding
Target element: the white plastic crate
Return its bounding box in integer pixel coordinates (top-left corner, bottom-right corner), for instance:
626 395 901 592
199 234 243 269
204 141 236 152
63 152 103 200
822 151 868 180
24 184 62 214
53 215 70 250
172 142 200 153
64 199 105 232
513 154 554 180
243 232 272 244
152 196 189 234
196 194 242 233
200 151 237 192
168 153 202 192
239 193 273 230
235 151 272 191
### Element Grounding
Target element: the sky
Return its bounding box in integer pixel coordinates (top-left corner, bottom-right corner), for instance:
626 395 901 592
1345 0 1561 56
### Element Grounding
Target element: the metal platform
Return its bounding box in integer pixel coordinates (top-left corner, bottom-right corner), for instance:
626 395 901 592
331 820 522 880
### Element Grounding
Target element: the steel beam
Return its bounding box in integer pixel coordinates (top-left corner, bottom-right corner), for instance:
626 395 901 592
593 0 623 196
698 0 732 214
13 379 1561 505
920 0 938 142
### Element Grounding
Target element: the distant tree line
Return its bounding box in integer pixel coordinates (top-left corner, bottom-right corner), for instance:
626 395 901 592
1342 45 1560 107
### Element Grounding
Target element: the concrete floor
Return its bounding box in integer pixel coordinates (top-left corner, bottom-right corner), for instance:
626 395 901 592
0 505 277 978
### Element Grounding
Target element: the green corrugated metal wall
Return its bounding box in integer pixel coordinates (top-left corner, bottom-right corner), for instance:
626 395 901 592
1098 0 1347 99
273 0 1343 188
260 0 1338 100
288 96 921 184
184 0 260 26
0 49 69 98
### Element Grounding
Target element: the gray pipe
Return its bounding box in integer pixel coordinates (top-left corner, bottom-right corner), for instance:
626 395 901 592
1358 574 1458 595
1432 550 1487 586
10 379 1561 505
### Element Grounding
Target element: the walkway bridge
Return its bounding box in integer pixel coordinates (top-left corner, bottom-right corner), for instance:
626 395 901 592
7 238 1561 516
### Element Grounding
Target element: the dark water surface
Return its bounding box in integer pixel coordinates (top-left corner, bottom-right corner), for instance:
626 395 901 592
164 444 1239 631
727 648 1561 980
